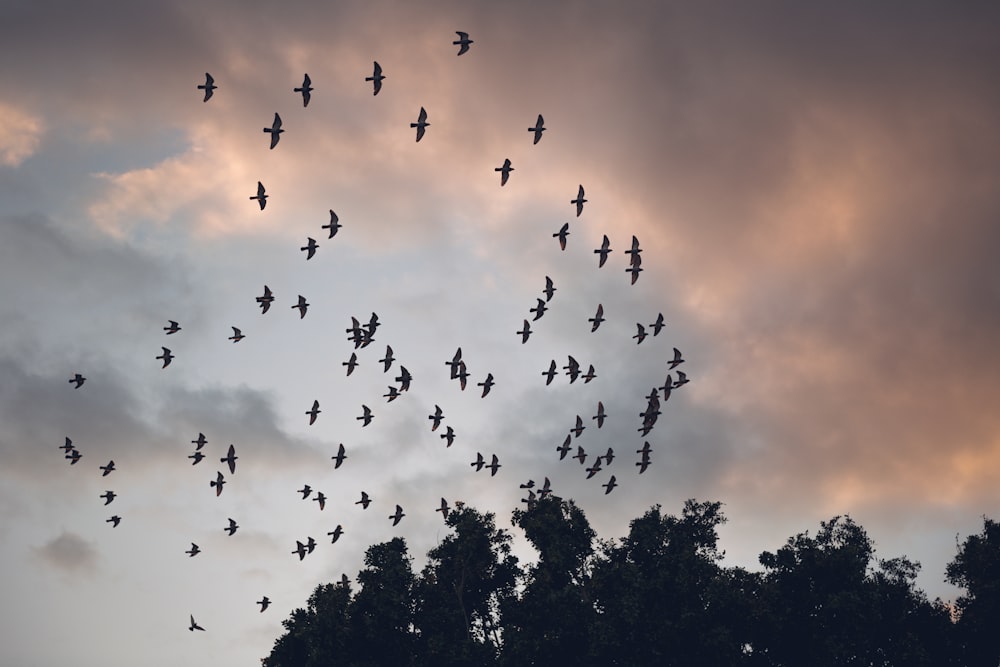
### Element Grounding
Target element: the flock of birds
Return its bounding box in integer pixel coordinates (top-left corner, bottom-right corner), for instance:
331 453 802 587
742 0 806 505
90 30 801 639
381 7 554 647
60 30 689 634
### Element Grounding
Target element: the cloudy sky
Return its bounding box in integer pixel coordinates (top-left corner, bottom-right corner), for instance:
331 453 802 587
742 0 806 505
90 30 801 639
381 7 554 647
2 1 999 665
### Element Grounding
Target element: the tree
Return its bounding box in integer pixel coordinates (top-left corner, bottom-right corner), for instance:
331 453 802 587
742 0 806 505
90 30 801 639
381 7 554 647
262 582 351 667
947 517 1000 667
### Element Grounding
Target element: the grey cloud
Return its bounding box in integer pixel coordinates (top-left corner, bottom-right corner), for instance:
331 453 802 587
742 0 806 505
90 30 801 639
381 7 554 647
32 530 100 575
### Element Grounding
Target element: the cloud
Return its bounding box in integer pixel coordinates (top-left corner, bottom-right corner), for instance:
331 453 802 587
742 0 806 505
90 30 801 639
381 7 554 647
0 103 44 166
33 531 100 575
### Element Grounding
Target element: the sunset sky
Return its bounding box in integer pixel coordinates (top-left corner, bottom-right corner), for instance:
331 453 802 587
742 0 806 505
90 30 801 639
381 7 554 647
2 2 999 665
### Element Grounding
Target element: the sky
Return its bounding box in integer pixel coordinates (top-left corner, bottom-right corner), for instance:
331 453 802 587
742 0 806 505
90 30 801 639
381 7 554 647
2 1 999 665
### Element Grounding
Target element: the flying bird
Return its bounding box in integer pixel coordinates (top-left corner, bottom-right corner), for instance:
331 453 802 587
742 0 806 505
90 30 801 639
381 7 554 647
453 31 473 55
211 471 226 496
60 438 75 453
66 449 82 464
328 525 344 543
192 433 207 449
250 181 268 210
256 285 274 313
582 364 597 383
673 370 689 388
574 446 587 465
101 490 116 505
543 360 557 385
496 158 513 186
356 491 372 509
366 61 385 95
224 517 238 536
257 597 271 612
323 210 342 238
164 320 181 334
331 443 347 469
292 540 308 561
429 405 444 431
395 366 413 391
338 574 351 588
530 298 548 321
595 235 611 267
411 107 429 142
440 426 455 447
292 295 309 319
571 184 587 217
517 320 532 344
571 415 585 438
446 348 463 379
593 401 606 428
564 355 580 383
625 235 642 263
305 537 316 554
294 73 313 107
539 477 552 499
198 73 216 102
188 451 204 465
313 492 326 511
554 222 569 251
634 323 647 344
651 313 665 336
301 237 319 260
186 543 201 557
189 614 205 632
627 264 643 285
107 515 121 527
586 459 603 479
228 327 244 342
384 386 400 402
389 504 405 526
455 361 469 391
298 485 312 499
471 452 485 472
306 400 320 425
478 373 495 398
668 347 685 369
357 404 373 426
264 112 284 149
221 444 237 475
543 275 556 301
100 460 115 476
589 304 605 332
603 476 618 494
436 498 450 520
380 345 395 372
529 114 545 144
557 434 572 460
602 447 615 465
156 347 174 368
487 454 501 477
69 373 86 388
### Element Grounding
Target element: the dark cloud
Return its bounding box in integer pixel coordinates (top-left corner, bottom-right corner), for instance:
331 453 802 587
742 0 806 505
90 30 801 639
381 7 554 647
32 531 100 575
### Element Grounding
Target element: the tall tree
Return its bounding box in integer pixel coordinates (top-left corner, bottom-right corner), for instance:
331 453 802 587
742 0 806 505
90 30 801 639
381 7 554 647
262 582 352 667
947 517 1000 667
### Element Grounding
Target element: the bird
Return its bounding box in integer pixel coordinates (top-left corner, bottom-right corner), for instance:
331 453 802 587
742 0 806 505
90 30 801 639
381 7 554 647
651 313 665 336
298 485 312 499
455 361 469 391
543 360 557 385
496 158 513 186
191 433 207 450
522 490 537 507
557 434 572 460
543 276 556 301
292 541 308 561
586 459 603 479
221 444 237 475
107 515 121 527
323 210 342 238
305 537 317 554
356 491 372 509
659 375 673 402
395 366 413 391
593 401 606 428
100 460 115 476
189 614 205 632
186 543 200 557
564 355 580 383
328 525 344 543
471 452 485 472
301 237 319 260
440 425 455 447
520 480 535 489
256 285 274 313
554 222 569 251
668 347 685 369
571 415 585 438
224 518 238 536
331 443 347 469
258 597 271 612
357 404 373 426
453 31 473 55
673 370 689 388
264 112 283 149
197 73 216 102
603 476 618 494
294 73 313 107
571 185 587 217
380 345 395 372
530 298 548 321
487 454 501 476
389 504 405 526
634 323 647 344
69 373 86 388
595 235 612 267
446 348 463 379
383 386 400 402
338 574 351 588
436 497 450 520
164 320 181 334
517 320 532 344
314 492 326 511
628 264 643 285
411 107 429 142
539 477 553 499
529 114 545 144
60 437 75 453
211 471 225 496
366 61 385 95
306 400 320 425
188 451 204 465
574 446 587 465
582 364 597 383
589 304 605 332
156 347 174 368
101 490 116 505
228 326 244 342
250 181 268 210
429 405 444 431
603 447 615 465
292 295 309 319
346 317 364 348
66 449 82 464
478 373 495 398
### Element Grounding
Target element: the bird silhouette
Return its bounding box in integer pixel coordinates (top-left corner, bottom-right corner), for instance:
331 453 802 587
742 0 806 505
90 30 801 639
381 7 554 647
228 326 244 343
221 444 237 475
331 443 347 469
305 537 316 554
634 323 647 344
292 295 309 319
529 114 546 144
673 370 689 388
440 425 455 447
156 347 174 368
380 345 395 372
543 275 556 301
189 614 205 631
107 515 121 527
395 366 413 391
224 518 238 536
357 404 373 426
298 485 312 499
314 492 326 511
66 449 82 464
554 222 569 251
69 373 86 388
557 434 572 460
543 360 557 385
60 437 74 453
530 298 548 321
659 375 673 401
571 415 585 438
344 352 360 375
186 543 200 557
571 185 587 217
478 373 495 397
101 490 116 505
257 596 271 612
211 471 225 496
593 401 607 428
471 452 485 471
429 405 444 431
496 158 513 186
627 264 643 285
294 74 313 107
323 210 342 238
487 454 501 476
100 460 115 476
366 61 385 95
338 574 350 588
164 320 181 334
250 181 268 210
264 112 283 149
197 73 216 102
384 385 400 402
574 446 587 465
595 235 611 267
436 497 450 520
192 433 207 450
586 458 603 479
603 447 615 465
446 348 463 379
328 525 344 543
589 304 605 332
292 541 308 561
455 361 469 391
188 451 204 465
306 400 320 425
356 491 372 509
520 480 535 489
453 31 473 55
389 504 405 526
517 320 532 344
582 364 597 383
564 355 580 383
668 347 685 369
603 476 618 494
411 107 429 142
256 285 274 313
651 313 665 336
301 237 318 260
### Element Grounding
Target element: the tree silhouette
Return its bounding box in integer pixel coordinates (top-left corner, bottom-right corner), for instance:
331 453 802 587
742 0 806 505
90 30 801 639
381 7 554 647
947 517 1000 666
